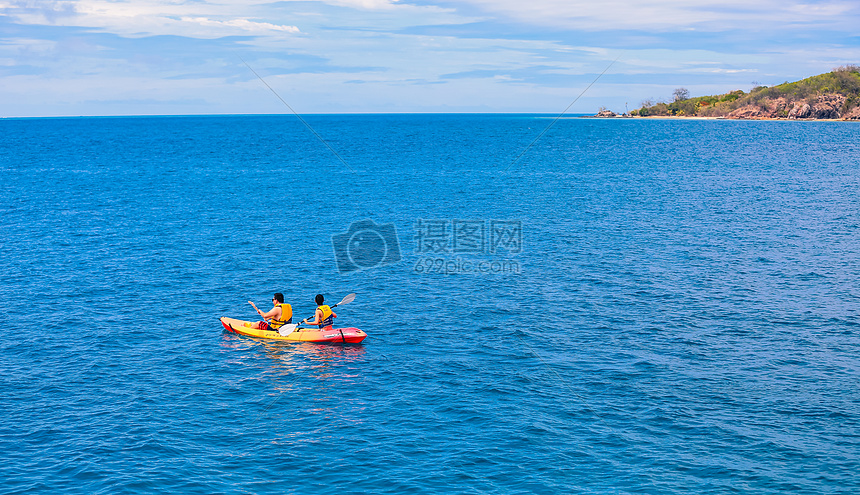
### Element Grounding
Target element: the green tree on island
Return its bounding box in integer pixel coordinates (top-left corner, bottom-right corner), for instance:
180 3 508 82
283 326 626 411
631 66 860 120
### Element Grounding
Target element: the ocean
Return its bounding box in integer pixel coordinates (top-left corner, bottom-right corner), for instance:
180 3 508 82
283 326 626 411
1 114 858 493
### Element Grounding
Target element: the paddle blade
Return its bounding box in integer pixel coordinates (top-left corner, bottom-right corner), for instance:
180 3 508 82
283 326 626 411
279 324 297 336
337 293 356 306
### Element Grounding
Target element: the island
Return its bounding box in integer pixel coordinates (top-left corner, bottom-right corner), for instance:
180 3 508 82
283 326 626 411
597 65 860 120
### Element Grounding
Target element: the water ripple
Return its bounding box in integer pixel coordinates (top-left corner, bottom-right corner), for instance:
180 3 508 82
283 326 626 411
1 116 858 493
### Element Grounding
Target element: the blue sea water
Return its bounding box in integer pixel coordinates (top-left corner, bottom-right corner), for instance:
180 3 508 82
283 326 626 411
1 114 859 494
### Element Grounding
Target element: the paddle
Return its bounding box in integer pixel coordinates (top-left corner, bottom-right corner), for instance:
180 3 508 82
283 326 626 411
279 293 357 336
248 301 269 322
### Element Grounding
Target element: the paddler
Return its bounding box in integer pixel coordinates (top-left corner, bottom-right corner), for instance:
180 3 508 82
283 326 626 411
247 293 292 331
301 294 337 331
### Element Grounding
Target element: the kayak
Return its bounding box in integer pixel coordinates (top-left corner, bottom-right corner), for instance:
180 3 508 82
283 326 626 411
220 317 367 344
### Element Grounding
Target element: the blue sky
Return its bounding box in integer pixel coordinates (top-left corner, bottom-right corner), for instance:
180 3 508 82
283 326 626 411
2 0 858 116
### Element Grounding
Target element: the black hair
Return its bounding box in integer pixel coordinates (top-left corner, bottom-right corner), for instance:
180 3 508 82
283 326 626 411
274 293 284 303
315 294 324 305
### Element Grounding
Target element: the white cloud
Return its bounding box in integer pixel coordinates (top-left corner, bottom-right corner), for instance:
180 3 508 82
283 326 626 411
1 0 858 115
0 37 58 56
323 0 401 9
1 0 305 38
180 17 299 34
2 0 460 38
457 0 860 31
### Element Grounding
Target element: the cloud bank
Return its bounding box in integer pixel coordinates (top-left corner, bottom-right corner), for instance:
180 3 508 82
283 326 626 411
1 0 858 115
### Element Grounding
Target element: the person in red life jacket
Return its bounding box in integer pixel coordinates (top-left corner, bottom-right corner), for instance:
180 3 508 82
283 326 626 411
302 294 337 330
247 293 292 331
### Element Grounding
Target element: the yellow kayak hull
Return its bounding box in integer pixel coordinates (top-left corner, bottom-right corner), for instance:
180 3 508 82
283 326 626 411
220 317 367 344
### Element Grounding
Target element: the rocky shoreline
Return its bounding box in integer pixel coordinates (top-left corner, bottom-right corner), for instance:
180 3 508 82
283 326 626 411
608 68 860 121
722 93 860 120
593 94 860 121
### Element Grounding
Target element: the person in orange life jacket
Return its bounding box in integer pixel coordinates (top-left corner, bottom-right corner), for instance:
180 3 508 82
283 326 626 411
249 293 292 331
302 294 337 330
